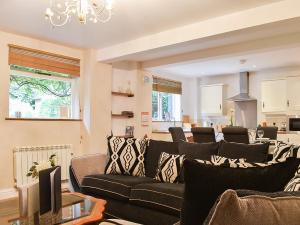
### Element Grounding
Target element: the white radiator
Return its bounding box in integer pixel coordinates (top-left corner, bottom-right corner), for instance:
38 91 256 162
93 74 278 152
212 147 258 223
13 145 73 187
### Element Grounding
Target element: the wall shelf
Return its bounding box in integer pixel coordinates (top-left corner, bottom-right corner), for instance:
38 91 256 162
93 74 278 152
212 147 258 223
112 91 134 97
111 113 134 118
115 135 134 138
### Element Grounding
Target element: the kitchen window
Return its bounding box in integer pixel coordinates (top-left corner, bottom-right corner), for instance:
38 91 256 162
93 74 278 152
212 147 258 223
8 45 80 120
152 76 182 121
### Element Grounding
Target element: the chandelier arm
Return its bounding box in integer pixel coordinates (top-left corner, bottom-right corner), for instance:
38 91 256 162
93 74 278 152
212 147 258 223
94 10 112 23
49 14 70 27
46 0 113 27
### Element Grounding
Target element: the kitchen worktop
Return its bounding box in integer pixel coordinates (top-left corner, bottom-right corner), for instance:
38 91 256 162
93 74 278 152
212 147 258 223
152 129 191 134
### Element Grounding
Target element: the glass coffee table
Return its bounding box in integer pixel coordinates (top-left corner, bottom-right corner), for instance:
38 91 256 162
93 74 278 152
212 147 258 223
8 192 106 225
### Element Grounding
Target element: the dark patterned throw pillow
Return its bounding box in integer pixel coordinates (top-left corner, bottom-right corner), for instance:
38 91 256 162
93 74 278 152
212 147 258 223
285 173 300 191
105 136 148 177
155 152 185 183
196 155 246 167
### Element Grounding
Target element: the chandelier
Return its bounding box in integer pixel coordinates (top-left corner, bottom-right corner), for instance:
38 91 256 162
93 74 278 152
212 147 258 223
45 0 114 27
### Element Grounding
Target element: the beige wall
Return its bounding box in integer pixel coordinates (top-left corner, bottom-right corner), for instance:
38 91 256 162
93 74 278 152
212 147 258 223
111 62 152 138
0 31 112 191
81 50 112 154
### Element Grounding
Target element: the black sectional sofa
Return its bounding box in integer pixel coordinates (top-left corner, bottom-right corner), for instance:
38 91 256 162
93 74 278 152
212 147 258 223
69 139 274 225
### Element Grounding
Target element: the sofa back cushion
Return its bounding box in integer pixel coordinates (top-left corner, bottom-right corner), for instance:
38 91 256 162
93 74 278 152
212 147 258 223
218 141 269 163
181 158 300 225
145 140 179 178
204 189 300 225
178 142 219 160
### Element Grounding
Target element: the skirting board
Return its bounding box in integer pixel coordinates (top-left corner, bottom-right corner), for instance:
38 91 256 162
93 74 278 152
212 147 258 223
0 188 18 200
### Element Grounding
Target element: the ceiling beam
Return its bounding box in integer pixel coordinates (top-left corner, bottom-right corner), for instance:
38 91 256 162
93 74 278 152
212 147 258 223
97 0 300 62
141 32 300 69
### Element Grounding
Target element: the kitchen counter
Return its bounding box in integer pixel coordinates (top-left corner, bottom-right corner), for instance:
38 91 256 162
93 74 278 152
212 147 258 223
152 130 192 134
151 129 192 141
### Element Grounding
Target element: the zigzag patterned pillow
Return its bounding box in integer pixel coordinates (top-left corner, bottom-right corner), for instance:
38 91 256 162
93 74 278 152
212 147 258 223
282 145 300 191
285 173 300 191
155 152 185 183
272 141 300 162
196 155 284 169
105 136 148 177
196 155 247 167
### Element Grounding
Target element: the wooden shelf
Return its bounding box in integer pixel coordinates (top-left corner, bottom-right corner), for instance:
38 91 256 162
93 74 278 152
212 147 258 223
112 91 134 97
111 113 134 118
116 135 134 138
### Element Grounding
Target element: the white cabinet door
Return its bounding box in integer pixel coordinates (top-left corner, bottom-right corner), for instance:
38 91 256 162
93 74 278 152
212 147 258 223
200 84 223 115
287 76 300 112
261 79 287 113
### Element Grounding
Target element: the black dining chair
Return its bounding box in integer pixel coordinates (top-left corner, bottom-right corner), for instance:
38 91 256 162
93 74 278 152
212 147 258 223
256 126 278 140
222 127 249 144
191 127 216 143
168 127 187 142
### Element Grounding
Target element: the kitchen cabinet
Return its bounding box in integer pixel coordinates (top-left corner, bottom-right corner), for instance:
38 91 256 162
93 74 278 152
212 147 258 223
200 84 223 115
261 79 287 113
287 76 300 112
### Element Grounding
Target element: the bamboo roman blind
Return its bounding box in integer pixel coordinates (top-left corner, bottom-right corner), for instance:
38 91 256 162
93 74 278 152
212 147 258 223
153 76 182 94
8 44 80 77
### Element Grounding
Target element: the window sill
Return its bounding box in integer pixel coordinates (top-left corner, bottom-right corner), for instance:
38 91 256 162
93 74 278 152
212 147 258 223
152 120 183 123
5 117 82 121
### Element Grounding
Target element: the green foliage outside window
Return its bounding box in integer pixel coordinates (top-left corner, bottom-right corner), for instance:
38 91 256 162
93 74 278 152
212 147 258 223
9 74 71 118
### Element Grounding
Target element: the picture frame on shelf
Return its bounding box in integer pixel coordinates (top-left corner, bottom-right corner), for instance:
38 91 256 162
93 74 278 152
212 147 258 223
125 126 134 137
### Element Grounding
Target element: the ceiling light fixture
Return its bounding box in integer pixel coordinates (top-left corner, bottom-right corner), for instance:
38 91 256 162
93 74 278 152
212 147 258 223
45 0 114 27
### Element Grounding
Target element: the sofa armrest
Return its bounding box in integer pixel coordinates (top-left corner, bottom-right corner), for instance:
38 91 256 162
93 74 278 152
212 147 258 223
71 153 107 185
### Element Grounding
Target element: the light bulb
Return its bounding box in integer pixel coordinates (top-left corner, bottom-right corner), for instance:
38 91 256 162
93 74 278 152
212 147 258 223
105 0 114 10
45 8 54 17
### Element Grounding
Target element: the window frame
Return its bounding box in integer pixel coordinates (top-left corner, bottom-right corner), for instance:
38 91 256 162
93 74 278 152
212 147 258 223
7 68 81 121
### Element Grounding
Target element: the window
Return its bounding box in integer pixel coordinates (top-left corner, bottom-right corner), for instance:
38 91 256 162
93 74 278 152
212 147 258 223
152 76 182 121
9 68 79 119
8 45 80 119
152 91 181 121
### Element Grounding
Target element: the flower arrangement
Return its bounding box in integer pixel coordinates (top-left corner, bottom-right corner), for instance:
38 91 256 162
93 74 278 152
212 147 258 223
26 154 57 179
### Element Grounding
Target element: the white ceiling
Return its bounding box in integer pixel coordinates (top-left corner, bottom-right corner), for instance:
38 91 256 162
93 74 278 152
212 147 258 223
0 0 281 48
149 47 300 77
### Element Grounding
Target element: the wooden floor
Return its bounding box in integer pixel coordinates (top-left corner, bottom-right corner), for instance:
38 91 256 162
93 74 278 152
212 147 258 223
0 191 82 225
0 197 19 225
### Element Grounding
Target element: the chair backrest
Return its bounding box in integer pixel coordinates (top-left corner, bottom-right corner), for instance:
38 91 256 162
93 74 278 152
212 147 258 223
222 127 249 144
168 127 187 142
191 127 216 143
256 126 278 140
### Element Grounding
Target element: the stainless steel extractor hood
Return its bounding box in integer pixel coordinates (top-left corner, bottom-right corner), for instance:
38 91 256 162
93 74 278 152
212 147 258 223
227 72 256 102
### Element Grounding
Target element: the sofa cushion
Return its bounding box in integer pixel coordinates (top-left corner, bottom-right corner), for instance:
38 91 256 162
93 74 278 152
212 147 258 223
218 141 269 163
178 142 219 160
204 189 300 225
145 140 179 178
181 158 300 225
273 142 300 162
105 136 148 177
81 174 157 201
179 155 246 183
155 152 185 183
130 182 184 216
285 157 300 191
